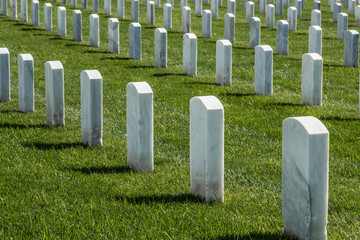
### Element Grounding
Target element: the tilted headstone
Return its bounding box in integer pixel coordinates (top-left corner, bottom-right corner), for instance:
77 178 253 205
21 0 28 21
73 10 82 42
92 0 99 11
44 3 52 31
81 0 87 8
246 1 254 24
147 1 155 25
224 13 235 43
302 53 323 105
182 6 191 33
108 18 119 54
337 13 348 40
190 96 224 203
294 0 301 18
255 45 273 95
260 0 266 13
311 9 321 26
18 54 34 113
155 28 167 68
58 7 66 37
288 7 297 31
228 0 235 14
308 26 322 55
282 116 329 240
164 3 172 29
1 0 7 15
202 9 211 37
81 70 103 146
276 20 289 55
127 82 153 172
211 0 218 18
45 61 65 127
0 48 10 102
276 0 282 15
249 17 260 48
129 23 141 60
90 14 100 47
266 4 275 28
10 0 16 19
104 0 111 15
195 0 202 15
344 30 359 67
356 6 360 26
216 40 232 86
349 0 355 15
118 0 125 18
131 0 139 21
333 3 341 22
183 33 197 76
31 0 39 26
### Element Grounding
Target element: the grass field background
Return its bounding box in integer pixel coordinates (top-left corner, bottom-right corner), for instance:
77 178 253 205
0 0 359 238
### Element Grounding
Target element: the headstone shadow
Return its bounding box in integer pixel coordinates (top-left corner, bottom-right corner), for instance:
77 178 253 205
220 92 256 97
23 142 84 150
115 193 202 204
0 123 47 129
101 56 130 60
67 165 132 174
212 232 288 240
152 73 186 77
319 116 358 121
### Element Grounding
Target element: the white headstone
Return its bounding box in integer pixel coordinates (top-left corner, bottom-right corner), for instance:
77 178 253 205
246 1 254 23
10 0 16 19
127 82 153 172
302 53 323 105
155 0 160 7
45 61 65 127
283 0 288 7
181 0 187 8
92 0 99 11
255 45 273 95
288 7 297 31
31 0 39 26
81 70 103 146
147 1 155 24
81 0 87 8
104 0 111 14
308 25 322 55
216 40 232 86
118 0 125 18
155 28 167 68
260 0 266 13
190 96 224 203
337 13 348 40
344 0 348 8
333 3 341 22
143 0 147 4
202 9 212 37
183 33 197 76
266 4 275 28
168 0 173 6
71 0 76 6
131 0 139 21
282 116 329 240
294 0 301 18
311 9 321 26
18 54 34 113
276 20 289 55
108 18 119 54
90 14 99 47
73 10 82 42
195 0 202 15
349 0 355 15
129 23 141 60
228 0 235 14
211 0 218 18
182 6 191 33
356 6 360 26
164 3 172 29
21 0 28 21
1 0 7 15
58 7 66 37
44 3 52 31
224 13 235 43
313 0 320 10
344 30 359 67
276 0 282 15
249 17 260 48
0 48 10 102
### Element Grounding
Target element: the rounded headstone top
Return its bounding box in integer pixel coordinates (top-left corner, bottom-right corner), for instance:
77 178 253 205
190 96 223 110
283 116 328 135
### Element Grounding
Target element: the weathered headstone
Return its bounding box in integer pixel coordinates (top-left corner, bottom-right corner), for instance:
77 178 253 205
81 70 103 146
147 1 155 25
58 7 66 37
190 96 224 203
45 61 65 127
224 13 235 43
313 0 320 10
211 0 218 18
228 0 235 14
344 30 359 67
0 48 10 102
308 26 322 55
127 82 153 172
81 0 87 8
108 18 119 54
246 1 254 24
282 116 329 240
266 4 275 28
356 6 360 26
260 0 266 13
92 0 99 11
183 33 197 76
202 9 211 37
255 45 273 95
90 14 99 47
21 0 28 21
155 28 167 68
349 0 355 15
31 0 39 26
164 3 172 29
73 10 82 42
1 0 7 15
249 17 260 48
182 6 191 33
118 0 125 18
276 0 282 15
311 9 321 26
104 0 111 15
216 40 232 86
333 3 341 22
288 7 297 31
10 0 16 19
276 20 289 55
337 13 348 40
44 3 52 31
302 53 323 105
294 0 301 18
131 0 139 21
129 23 141 60
18 54 34 113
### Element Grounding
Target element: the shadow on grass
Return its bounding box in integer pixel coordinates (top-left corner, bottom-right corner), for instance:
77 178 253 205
127 65 155 69
116 193 202 204
143 26 157 29
65 43 89 47
22 27 46 31
84 49 112 54
324 63 348 68
213 232 288 240
221 92 256 97
266 102 303 107
185 81 218 86
233 46 254 51
152 73 187 77
69 165 132 174
23 142 84 150
0 109 21 113
101 56 130 60
0 123 48 129
319 116 359 122
49 36 73 41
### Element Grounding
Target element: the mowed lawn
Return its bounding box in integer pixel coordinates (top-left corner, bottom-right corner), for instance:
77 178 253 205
0 0 359 238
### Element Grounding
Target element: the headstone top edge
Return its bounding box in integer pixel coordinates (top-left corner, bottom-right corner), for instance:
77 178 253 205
46 61 63 69
81 70 102 80
190 96 223 110
283 116 328 135
0 48 9 54
127 82 153 94
18 54 33 61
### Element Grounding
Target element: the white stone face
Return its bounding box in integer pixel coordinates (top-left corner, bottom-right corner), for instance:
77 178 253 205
333 3 341 22
259 0 266 13
282 116 329 240
311 9 321 26
44 3 52 31
276 20 289 55
283 0 288 7
308 26 322 56
71 0 77 6
147 1 155 25
344 0 348 8
313 0 320 10
143 0 147 5
10 0 16 19
155 0 160 7
131 0 139 21
129 23 141 60
58 7 66 37
224 13 235 43
181 0 187 8
183 33 197 76
202 9 211 38
255 45 273 95
246 1 254 24
266 4 275 28
45 61 65 127
182 6 191 33
195 0 202 15
288 7 297 31
228 0 235 14
249 17 260 48
190 96 224 203
118 0 125 18
356 6 360 27
73 10 82 41
302 53 323 105
349 0 355 15
244 0 249 9
81 0 87 8
127 82 153 172
1 0 8 16
92 0 99 12
211 0 218 18
276 0 282 15
155 28 167 68
337 13 348 40
104 0 111 14
108 18 119 54
31 0 39 26
18 54 34 113
90 14 99 47
0 48 10 102
294 0 301 18
216 40 232 86
21 0 27 21
163 3 172 29
344 30 359 67
167 0 173 6
81 70 103 146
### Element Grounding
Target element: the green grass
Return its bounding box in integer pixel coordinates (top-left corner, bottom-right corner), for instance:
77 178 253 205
0 0 359 238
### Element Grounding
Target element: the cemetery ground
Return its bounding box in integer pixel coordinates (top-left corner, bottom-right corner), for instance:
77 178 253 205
0 0 359 238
